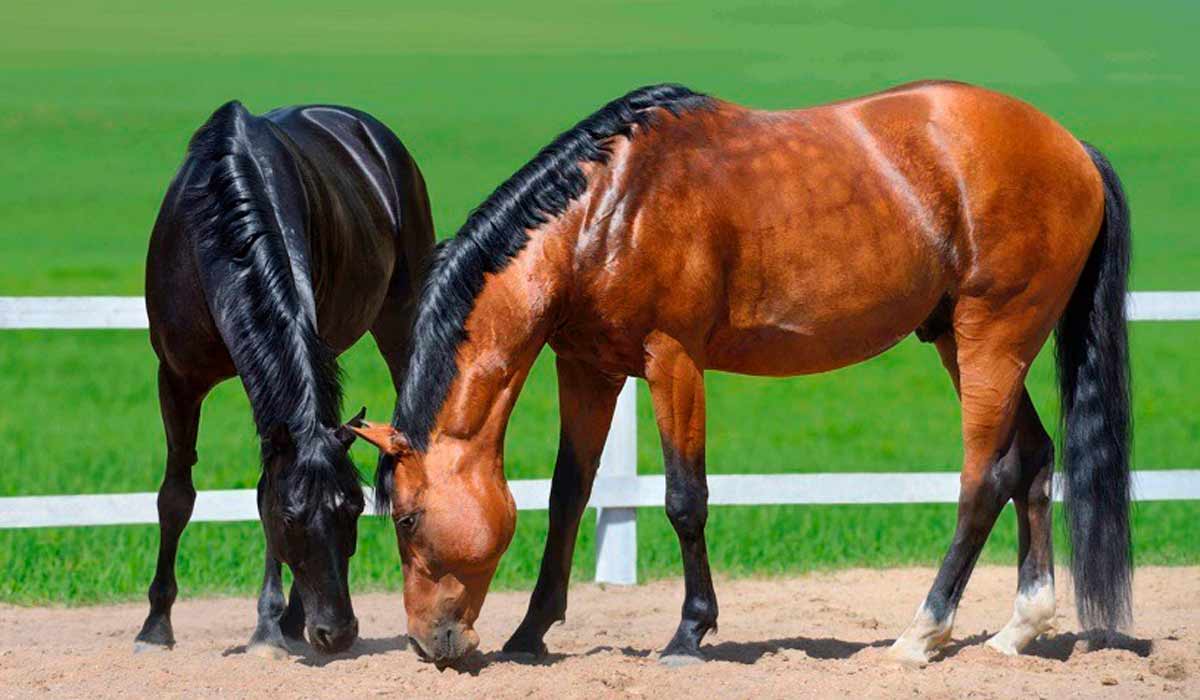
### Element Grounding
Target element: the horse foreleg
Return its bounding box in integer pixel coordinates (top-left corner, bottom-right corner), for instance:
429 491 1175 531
503 357 624 658
890 323 1030 665
134 365 204 652
247 551 297 659
986 392 1056 655
645 335 717 666
279 580 307 644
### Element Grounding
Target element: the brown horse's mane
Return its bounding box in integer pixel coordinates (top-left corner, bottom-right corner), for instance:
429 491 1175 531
378 84 711 506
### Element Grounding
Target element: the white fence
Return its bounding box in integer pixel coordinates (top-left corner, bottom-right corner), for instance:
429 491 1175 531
1 294 1199 585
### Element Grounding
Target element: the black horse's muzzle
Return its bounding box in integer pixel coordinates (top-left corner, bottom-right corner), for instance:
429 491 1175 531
308 616 358 653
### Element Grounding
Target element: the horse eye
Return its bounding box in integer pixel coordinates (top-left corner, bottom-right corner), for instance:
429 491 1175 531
394 511 420 533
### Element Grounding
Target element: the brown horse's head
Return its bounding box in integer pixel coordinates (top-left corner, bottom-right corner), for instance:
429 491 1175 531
353 421 516 667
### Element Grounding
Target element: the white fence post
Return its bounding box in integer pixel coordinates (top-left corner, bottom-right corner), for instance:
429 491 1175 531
594 378 638 585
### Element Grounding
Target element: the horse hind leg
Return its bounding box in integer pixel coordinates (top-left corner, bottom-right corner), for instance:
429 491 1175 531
986 393 1056 655
134 365 205 652
889 304 1044 665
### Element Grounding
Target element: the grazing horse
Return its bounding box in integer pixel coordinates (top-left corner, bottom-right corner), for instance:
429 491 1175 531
137 101 435 655
351 82 1132 667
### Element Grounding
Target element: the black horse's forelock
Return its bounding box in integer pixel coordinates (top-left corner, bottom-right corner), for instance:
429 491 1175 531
377 84 710 509
184 101 346 466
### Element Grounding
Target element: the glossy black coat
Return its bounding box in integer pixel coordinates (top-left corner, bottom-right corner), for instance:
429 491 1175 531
137 102 434 655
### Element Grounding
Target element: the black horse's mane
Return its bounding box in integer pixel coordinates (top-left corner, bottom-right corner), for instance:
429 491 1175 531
378 83 710 508
183 101 345 458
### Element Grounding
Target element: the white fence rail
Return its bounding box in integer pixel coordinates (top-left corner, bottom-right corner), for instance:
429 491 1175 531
3 470 1198 531
1 294 1198 585
2 292 1200 329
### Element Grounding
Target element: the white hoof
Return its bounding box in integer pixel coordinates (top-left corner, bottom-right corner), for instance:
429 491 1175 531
886 638 932 667
132 641 172 654
987 580 1055 656
888 604 953 667
984 633 1021 656
659 653 705 668
246 642 291 660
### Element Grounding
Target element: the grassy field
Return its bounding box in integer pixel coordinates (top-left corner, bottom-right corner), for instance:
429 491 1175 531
1 0 1197 605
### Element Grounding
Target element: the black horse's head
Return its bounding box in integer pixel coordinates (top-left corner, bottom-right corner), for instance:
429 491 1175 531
258 416 365 653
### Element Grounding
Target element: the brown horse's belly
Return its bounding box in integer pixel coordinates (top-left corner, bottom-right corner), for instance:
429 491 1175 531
703 217 950 376
703 213 949 376
705 287 941 376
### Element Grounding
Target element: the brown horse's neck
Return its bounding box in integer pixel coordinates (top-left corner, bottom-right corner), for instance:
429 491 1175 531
425 221 577 462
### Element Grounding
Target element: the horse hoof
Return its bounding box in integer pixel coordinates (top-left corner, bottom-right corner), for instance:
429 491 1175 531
246 642 291 660
500 636 547 660
984 633 1022 657
659 653 704 668
884 641 930 668
499 650 543 664
133 640 172 654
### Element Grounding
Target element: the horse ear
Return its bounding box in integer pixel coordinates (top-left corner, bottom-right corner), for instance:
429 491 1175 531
350 421 410 456
334 406 368 449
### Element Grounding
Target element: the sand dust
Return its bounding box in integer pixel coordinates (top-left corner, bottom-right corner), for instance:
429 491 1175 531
1 566 1196 698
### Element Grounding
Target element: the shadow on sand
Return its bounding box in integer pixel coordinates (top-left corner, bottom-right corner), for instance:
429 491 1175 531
939 630 1152 662
222 629 1153 673
221 635 410 667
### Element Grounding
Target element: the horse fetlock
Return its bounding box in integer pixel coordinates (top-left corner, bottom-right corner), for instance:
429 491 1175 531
147 579 178 607
682 599 718 632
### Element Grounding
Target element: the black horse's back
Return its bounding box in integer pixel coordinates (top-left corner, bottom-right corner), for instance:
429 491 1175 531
147 100 432 409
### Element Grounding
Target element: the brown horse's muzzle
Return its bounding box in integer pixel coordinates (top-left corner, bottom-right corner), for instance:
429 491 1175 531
410 619 479 669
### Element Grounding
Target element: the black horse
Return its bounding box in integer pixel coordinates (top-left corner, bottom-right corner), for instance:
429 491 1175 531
136 101 435 656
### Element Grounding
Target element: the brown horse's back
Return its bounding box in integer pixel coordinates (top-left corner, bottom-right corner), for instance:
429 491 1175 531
556 82 1103 377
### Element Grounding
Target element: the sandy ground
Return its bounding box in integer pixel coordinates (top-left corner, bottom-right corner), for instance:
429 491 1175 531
1 566 1196 698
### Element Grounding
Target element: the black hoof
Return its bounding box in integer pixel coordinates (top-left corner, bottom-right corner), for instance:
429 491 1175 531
501 633 548 660
660 628 706 667
134 617 175 652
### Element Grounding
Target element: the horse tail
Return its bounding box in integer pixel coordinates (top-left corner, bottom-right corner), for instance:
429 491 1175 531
1055 141 1133 634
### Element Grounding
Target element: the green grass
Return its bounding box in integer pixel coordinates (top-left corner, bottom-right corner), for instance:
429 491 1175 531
1 0 1198 604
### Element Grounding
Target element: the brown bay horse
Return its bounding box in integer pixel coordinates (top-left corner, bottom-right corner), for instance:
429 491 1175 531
352 81 1132 667
139 102 435 655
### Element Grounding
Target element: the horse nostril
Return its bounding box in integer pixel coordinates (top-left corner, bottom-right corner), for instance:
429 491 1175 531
311 620 356 653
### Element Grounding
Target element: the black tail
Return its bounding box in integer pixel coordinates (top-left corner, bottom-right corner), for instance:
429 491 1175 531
1055 142 1133 633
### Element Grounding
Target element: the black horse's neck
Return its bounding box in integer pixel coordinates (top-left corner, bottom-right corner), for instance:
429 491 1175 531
185 101 342 439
